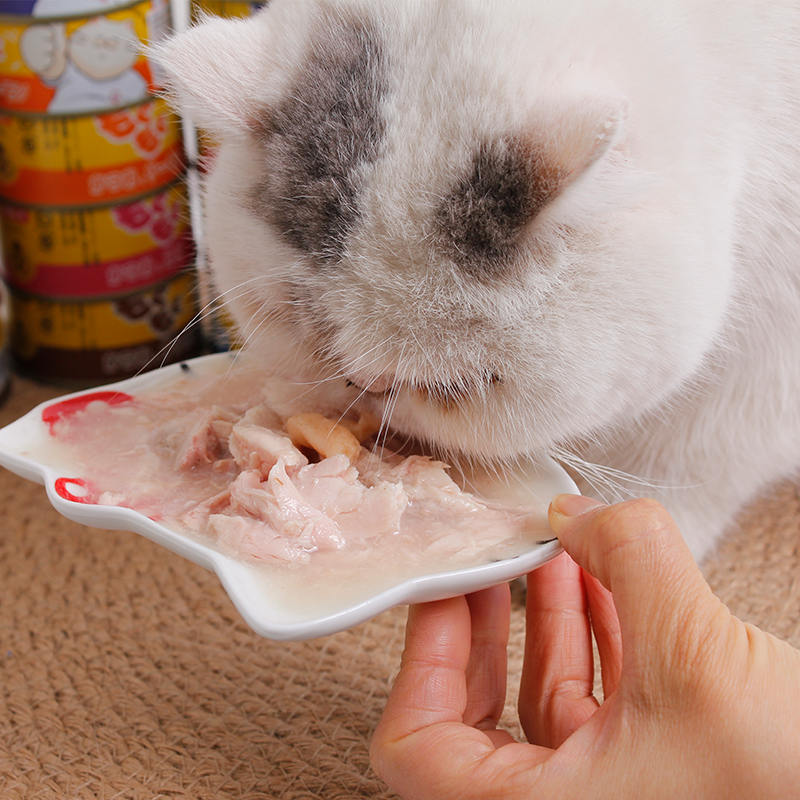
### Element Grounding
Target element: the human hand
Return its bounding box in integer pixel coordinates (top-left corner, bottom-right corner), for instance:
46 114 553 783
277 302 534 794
371 496 800 799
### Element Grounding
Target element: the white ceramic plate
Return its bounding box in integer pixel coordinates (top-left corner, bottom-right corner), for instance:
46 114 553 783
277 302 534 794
0 353 576 640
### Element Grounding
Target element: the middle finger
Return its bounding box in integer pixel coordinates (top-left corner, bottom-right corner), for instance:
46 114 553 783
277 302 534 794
520 552 599 748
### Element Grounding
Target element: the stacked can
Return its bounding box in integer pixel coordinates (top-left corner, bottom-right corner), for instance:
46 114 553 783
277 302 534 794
0 0 198 384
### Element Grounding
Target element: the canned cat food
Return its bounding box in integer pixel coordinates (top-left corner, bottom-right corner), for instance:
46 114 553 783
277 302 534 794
0 96 183 206
193 1 269 20
8 271 199 383
1 180 192 298
0 0 171 115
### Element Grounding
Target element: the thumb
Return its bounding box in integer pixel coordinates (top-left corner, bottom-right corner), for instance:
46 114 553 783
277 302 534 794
548 495 724 689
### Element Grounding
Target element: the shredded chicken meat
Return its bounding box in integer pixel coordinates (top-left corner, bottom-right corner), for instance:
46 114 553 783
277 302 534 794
39 366 547 569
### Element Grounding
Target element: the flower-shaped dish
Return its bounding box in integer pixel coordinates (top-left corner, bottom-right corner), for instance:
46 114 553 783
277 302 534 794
0 353 576 640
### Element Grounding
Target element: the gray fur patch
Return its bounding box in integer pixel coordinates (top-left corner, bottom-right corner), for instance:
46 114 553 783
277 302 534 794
436 138 563 278
254 16 386 266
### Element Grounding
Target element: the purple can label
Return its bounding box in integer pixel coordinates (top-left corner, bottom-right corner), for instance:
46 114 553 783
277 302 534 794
3 2 137 15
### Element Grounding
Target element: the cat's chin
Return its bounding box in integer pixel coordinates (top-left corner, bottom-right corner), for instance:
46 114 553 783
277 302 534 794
361 391 543 464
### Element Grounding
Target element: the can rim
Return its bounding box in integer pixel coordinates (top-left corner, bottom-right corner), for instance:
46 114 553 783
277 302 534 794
5 269 197 305
0 172 187 213
0 92 172 123
0 0 152 25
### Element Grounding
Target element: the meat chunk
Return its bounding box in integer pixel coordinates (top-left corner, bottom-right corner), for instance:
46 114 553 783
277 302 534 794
285 413 362 462
51 367 545 571
228 422 307 476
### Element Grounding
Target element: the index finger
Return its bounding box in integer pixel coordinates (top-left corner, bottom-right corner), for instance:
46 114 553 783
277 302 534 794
549 495 722 693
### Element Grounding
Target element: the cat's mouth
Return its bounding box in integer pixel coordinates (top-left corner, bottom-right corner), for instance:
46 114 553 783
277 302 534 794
345 371 503 412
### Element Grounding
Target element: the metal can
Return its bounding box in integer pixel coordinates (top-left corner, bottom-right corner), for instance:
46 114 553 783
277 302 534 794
0 96 184 207
0 0 201 385
0 0 171 116
8 271 199 384
1 179 192 299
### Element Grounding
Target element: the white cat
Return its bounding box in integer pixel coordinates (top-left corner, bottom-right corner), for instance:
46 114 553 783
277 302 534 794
153 0 800 561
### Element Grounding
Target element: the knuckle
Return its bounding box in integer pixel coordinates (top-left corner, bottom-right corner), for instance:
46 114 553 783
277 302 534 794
593 498 675 558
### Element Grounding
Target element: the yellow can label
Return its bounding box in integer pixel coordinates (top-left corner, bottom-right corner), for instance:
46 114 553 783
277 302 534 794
192 0 225 18
0 96 183 206
0 0 171 115
1 180 192 298
9 271 199 381
193 1 267 20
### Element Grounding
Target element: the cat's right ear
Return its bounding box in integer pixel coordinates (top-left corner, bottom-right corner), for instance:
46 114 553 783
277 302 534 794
149 15 274 137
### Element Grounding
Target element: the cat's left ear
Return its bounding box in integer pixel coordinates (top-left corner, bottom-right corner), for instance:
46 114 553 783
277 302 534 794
539 96 629 189
149 14 274 137
526 95 641 227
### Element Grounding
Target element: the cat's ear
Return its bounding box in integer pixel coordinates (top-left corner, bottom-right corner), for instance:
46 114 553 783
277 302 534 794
524 96 636 227
540 96 628 192
149 15 274 136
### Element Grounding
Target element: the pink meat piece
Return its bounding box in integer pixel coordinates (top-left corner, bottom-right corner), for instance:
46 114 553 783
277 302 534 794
199 456 411 564
262 460 346 550
240 402 282 429
290 455 364 514
204 463 348 557
175 410 221 469
291 455 408 541
179 487 232 532
384 454 457 490
335 481 407 541
228 422 307 476
227 469 276 517
209 515 312 564
171 406 237 470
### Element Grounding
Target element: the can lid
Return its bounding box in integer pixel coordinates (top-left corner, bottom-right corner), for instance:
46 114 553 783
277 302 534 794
0 0 150 22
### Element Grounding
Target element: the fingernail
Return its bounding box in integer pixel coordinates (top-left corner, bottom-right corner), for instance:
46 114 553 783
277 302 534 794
550 493 605 517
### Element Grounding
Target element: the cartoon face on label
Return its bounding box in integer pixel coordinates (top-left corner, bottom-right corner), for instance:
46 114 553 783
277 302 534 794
67 17 139 81
18 14 149 114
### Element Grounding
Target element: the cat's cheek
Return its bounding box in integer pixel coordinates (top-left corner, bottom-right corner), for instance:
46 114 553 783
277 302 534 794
252 336 322 384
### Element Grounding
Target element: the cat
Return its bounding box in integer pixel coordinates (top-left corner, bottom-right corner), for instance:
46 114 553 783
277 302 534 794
152 0 800 562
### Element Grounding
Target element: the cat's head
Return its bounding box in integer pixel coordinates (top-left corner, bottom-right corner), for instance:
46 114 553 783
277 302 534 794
153 0 740 462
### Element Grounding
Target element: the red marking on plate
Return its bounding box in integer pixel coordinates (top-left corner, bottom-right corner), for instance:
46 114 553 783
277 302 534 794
42 391 134 433
54 477 96 504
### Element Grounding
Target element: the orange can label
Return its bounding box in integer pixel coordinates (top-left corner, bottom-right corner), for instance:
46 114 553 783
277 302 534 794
0 96 184 206
0 0 171 115
1 180 192 298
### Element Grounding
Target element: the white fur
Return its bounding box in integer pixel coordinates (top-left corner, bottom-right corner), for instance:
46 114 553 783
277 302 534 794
153 0 800 561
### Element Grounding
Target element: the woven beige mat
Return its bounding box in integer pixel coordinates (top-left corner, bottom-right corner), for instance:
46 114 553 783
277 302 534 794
1 375 799 799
